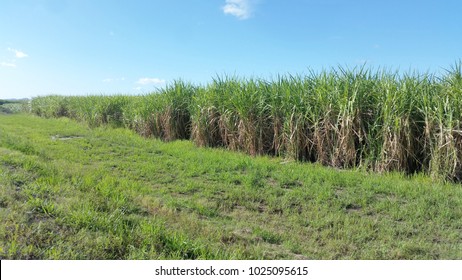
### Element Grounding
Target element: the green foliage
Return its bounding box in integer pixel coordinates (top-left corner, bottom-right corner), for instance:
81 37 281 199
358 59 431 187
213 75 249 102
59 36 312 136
0 99 29 114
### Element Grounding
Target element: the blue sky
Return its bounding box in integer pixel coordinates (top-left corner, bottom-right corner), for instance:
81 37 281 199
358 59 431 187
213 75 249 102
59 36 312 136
1 0 461 99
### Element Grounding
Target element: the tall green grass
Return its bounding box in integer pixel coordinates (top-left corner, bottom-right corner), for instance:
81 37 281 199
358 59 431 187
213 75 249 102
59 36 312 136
30 63 462 181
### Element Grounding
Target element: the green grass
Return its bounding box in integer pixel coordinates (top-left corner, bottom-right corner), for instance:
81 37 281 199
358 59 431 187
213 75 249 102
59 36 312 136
1 113 462 259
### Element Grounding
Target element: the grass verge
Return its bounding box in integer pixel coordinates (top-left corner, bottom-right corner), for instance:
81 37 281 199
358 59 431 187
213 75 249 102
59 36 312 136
1 114 461 259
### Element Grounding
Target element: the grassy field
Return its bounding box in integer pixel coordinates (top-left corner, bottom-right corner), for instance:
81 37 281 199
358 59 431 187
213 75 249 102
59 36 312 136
1 113 462 259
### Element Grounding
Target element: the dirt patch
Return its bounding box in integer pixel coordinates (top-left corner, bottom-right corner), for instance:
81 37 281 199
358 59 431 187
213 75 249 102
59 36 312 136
51 135 84 141
344 203 362 213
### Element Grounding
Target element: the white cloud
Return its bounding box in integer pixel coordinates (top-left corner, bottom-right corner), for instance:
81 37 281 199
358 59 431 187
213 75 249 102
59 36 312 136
223 0 253 20
1 61 16 68
136 77 166 85
15 51 28 58
7 48 28 58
